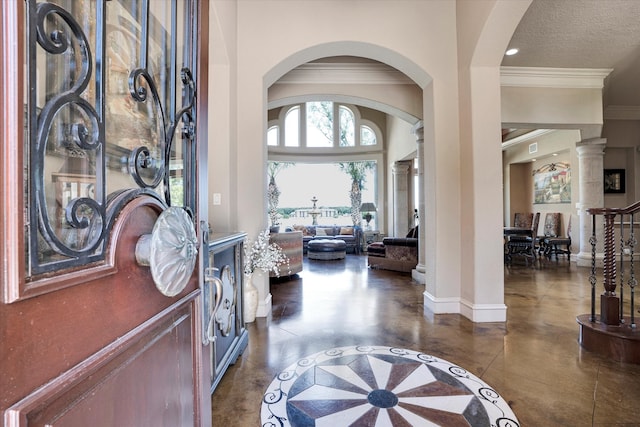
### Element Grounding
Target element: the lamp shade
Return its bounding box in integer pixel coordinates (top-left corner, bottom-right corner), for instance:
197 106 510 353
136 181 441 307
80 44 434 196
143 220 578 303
360 202 376 212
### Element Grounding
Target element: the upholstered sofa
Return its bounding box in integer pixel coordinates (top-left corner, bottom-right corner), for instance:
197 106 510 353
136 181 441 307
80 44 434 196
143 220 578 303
269 231 303 278
286 225 362 254
367 226 418 273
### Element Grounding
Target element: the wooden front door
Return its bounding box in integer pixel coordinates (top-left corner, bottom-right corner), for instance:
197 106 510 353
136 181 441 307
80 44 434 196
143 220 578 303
1 1 211 426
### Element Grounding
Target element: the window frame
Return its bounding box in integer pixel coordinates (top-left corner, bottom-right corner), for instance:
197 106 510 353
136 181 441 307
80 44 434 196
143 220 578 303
269 102 381 154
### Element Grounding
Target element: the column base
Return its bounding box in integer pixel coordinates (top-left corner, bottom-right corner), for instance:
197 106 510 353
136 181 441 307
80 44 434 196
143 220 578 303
412 268 425 284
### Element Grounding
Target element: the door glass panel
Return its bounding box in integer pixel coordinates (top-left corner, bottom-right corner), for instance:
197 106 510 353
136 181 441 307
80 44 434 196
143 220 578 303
25 0 196 276
105 0 166 197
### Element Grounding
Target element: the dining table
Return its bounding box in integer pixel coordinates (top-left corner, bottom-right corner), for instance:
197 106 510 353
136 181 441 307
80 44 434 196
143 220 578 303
503 226 531 237
503 227 533 263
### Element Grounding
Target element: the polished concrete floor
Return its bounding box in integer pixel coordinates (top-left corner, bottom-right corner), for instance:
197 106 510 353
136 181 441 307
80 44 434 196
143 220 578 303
211 255 640 426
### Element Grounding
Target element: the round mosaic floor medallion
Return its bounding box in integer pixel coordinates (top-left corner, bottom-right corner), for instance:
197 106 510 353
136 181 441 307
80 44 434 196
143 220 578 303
261 346 519 426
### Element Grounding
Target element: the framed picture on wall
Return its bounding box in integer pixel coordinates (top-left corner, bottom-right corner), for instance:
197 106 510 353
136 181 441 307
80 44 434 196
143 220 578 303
604 169 625 194
533 162 571 204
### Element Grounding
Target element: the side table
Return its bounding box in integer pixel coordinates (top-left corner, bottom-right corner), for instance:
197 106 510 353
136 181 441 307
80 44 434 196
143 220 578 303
362 230 382 252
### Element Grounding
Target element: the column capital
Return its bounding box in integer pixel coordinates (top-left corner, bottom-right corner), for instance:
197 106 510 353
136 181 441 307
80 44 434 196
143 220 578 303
392 162 411 175
576 138 606 157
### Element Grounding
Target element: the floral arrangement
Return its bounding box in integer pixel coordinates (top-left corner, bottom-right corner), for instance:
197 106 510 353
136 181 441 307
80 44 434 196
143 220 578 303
244 229 290 277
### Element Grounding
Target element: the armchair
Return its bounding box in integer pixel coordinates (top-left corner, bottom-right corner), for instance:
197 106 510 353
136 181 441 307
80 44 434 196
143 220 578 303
367 226 418 273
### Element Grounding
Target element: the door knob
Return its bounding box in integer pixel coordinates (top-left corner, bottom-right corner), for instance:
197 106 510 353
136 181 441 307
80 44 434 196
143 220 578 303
135 206 198 297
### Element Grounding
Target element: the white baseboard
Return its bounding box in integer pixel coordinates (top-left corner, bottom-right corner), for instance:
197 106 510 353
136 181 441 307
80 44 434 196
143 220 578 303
412 269 426 284
460 299 507 322
423 291 460 314
424 292 507 322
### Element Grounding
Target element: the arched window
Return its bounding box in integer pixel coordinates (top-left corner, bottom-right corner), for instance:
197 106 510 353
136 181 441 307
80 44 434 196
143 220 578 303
267 102 384 234
307 101 333 147
269 102 380 150
267 125 279 146
284 106 300 147
339 106 355 147
360 125 376 146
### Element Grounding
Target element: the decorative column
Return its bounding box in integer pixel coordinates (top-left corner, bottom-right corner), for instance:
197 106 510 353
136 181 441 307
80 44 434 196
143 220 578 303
392 161 411 237
576 138 606 267
412 122 426 281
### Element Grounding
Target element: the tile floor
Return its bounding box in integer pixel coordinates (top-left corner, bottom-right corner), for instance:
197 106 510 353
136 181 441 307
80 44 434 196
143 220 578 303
212 255 640 426
261 345 518 426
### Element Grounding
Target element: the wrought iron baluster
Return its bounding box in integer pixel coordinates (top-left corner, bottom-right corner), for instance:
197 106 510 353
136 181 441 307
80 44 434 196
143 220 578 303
620 212 625 323
629 213 637 328
590 213 597 322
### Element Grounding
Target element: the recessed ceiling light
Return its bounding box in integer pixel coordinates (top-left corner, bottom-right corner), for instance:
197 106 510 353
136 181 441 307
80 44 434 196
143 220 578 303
531 158 537 162
552 153 558 156
505 48 519 56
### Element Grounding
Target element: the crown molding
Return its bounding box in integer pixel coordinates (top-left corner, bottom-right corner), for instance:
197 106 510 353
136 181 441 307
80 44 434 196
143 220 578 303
604 105 640 120
276 63 415 85
500 66 612 89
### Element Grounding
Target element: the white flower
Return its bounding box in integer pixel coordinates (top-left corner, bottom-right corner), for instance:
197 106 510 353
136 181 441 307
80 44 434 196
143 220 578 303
244 229 290 277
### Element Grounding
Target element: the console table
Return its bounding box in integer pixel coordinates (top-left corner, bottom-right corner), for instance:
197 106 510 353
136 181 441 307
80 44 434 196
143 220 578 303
206 232 249 393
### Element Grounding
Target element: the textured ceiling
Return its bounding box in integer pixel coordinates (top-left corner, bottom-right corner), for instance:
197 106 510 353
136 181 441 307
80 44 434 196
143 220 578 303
502 0 640 107
502 0 640 69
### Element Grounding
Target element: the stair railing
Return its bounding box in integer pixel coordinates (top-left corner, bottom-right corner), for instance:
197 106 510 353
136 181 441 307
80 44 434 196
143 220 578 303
587 201 640 328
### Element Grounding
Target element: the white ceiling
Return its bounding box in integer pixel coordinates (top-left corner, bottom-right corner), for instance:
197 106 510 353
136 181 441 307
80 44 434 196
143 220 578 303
501 0 640 108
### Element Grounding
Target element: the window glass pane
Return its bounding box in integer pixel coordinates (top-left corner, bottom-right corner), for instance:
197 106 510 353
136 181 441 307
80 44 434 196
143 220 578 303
361 125 377 146
285 107 300 147
306 101 333 147
267 126 279 146
268 161 377 230
339 106 355 147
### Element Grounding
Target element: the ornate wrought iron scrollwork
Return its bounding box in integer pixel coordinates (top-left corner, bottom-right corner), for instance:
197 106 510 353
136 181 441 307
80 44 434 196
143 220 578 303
127 67 167 190
31 2 107 265
27 0 197 275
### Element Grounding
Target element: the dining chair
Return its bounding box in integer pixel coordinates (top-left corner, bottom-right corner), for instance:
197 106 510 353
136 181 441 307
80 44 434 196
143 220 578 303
536 212 562 255
506 212 540 265
543 215 572 261
513 212 534 229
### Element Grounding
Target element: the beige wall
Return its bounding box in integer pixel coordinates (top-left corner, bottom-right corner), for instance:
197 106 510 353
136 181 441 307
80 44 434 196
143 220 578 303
385 116 415 234
208 1 238 233
603 119 640 205
508 163 531 220
208 0 531 322
502 86 605 129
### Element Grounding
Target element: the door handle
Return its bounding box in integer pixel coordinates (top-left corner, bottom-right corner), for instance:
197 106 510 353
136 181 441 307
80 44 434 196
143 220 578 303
134 207 198 297
204 267 223 345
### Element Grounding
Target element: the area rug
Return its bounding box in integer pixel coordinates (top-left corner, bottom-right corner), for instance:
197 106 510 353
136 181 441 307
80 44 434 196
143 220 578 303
261 346 519 426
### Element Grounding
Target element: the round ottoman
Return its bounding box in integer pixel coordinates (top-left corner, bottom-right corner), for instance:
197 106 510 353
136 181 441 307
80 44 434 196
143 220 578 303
308 239 347 260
